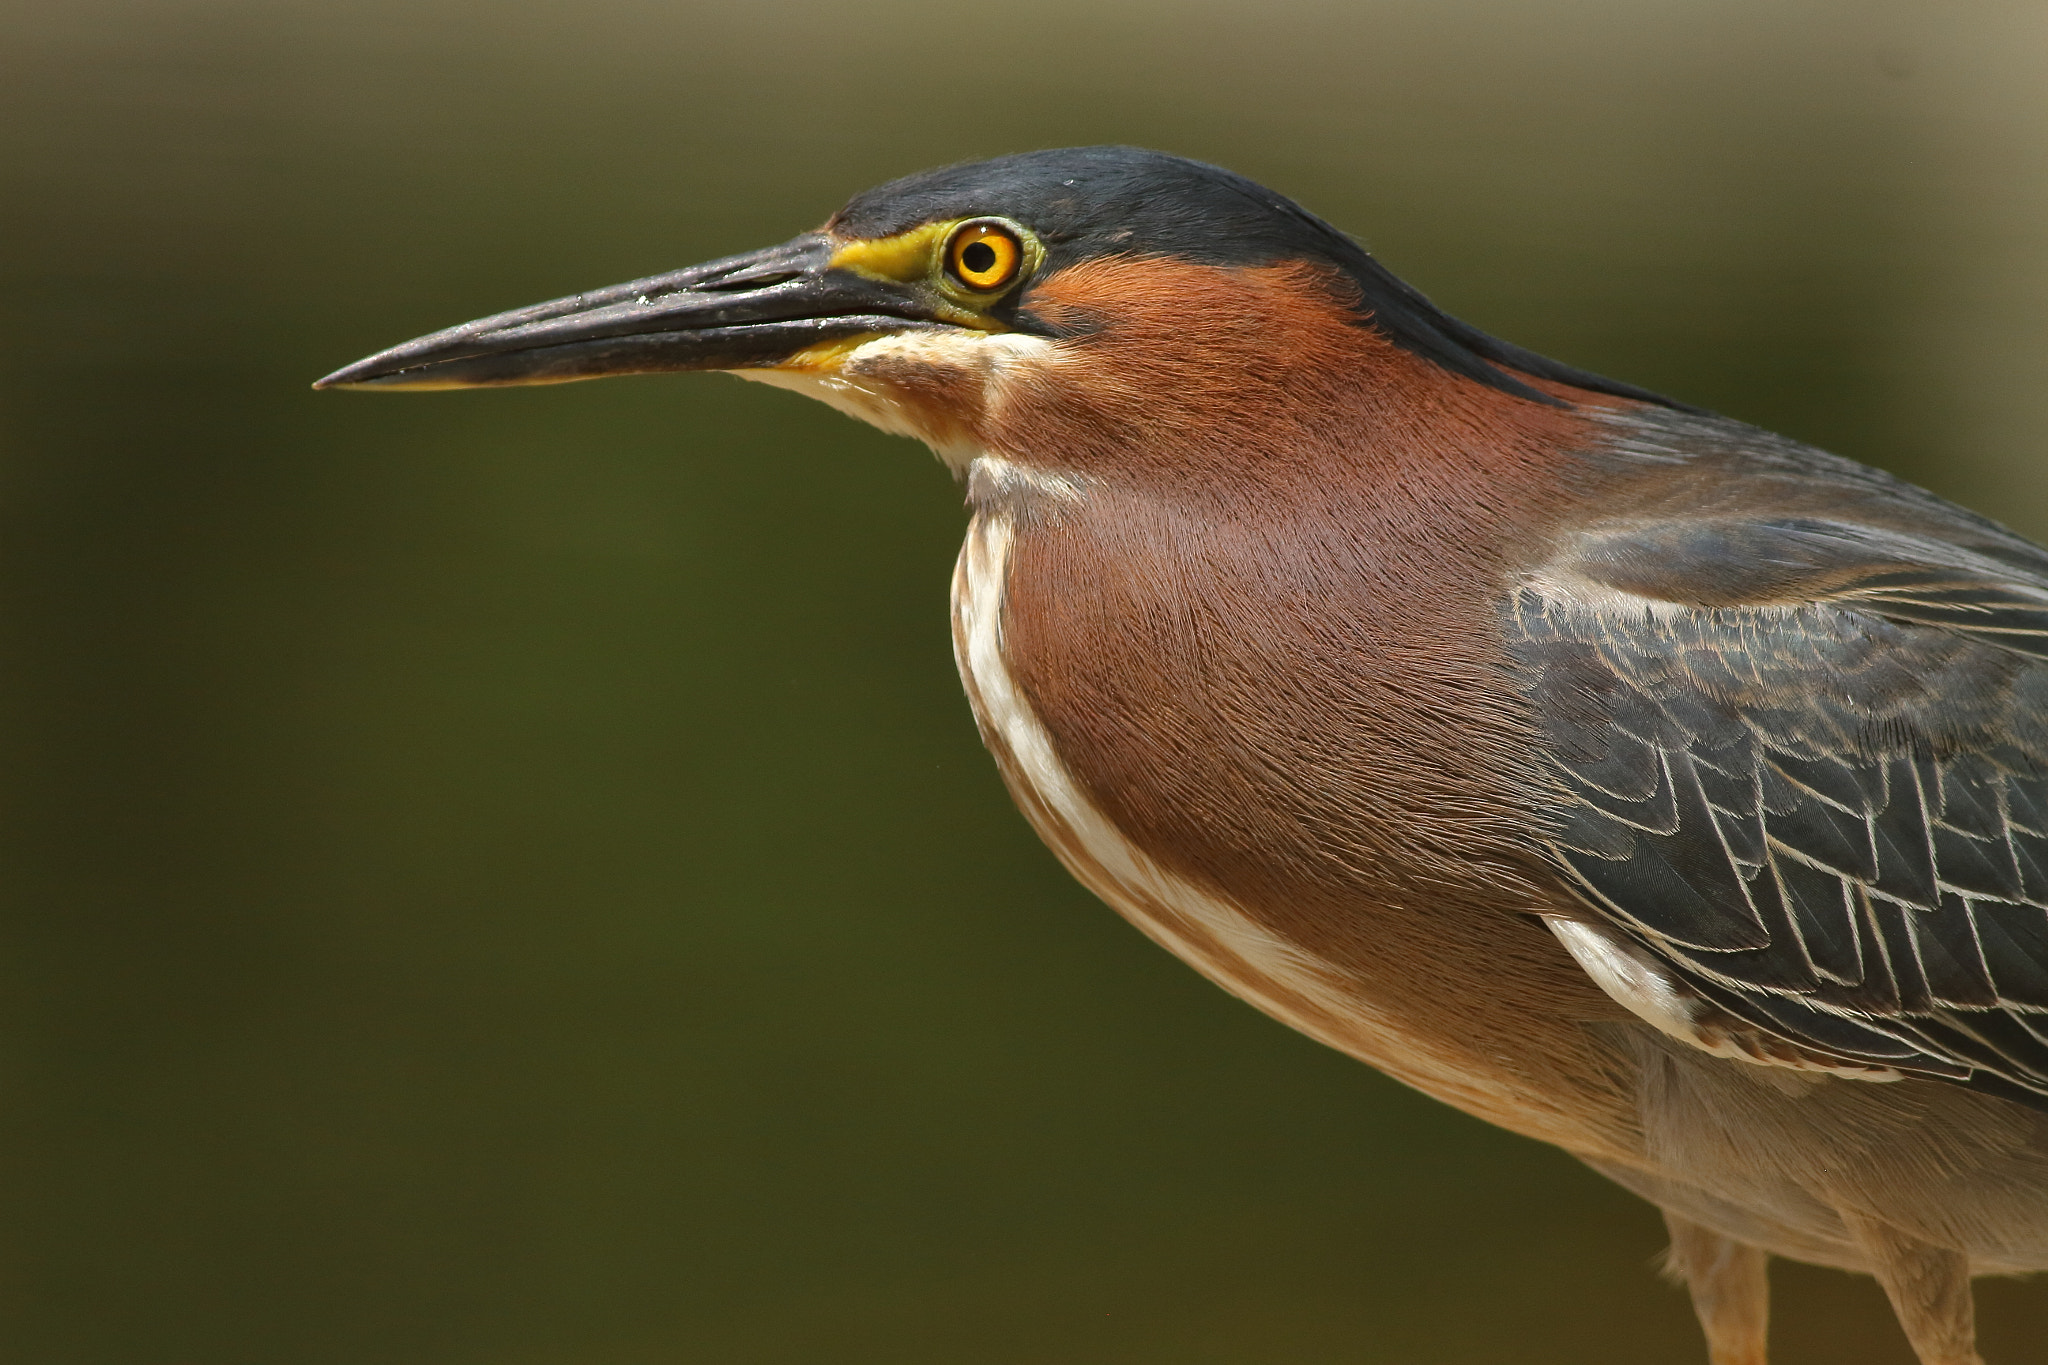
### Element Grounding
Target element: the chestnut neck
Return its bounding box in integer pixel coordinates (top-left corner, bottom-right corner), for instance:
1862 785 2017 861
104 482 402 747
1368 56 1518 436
973 257 1622 548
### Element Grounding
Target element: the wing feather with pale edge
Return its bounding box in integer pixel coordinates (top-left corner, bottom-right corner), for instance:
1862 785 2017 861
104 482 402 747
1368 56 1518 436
1509 507 2048 1112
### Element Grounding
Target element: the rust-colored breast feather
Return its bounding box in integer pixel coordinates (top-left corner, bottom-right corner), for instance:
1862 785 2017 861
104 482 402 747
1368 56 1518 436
974 257 1648 1154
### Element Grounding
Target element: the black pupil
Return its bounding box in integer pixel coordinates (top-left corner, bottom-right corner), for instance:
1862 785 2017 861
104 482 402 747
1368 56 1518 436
960 240 999 276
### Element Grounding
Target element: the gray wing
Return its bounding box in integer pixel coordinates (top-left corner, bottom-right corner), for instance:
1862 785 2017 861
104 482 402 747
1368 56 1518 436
1509 511 2048 1111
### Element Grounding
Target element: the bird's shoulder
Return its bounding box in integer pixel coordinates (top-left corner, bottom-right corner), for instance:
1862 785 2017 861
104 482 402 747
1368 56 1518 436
1504 404 2048 1110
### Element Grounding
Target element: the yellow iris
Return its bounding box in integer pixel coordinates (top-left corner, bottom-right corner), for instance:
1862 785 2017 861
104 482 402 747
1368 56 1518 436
946 221 1024 292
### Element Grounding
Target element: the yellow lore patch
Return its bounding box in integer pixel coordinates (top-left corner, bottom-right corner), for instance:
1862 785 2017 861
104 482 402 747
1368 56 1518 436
829 222 954 285
826 219 1042 334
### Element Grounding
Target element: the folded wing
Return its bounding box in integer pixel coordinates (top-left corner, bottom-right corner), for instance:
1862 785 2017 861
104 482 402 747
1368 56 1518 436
1511 510 2048 1111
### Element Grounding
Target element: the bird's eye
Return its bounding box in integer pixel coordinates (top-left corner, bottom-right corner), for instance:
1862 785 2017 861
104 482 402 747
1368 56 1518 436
945 221 1025 292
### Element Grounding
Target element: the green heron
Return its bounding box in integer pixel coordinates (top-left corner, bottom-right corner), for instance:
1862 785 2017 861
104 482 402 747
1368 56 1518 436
317 147 2048 1365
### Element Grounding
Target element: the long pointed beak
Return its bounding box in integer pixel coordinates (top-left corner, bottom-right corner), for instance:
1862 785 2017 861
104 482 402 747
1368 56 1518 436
313 233 942 391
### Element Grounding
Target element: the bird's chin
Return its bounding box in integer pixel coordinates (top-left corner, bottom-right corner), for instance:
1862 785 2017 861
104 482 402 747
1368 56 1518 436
736 329 1061 472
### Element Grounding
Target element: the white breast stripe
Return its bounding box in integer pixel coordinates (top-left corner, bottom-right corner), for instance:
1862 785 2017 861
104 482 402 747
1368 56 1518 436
951 500 1522 1109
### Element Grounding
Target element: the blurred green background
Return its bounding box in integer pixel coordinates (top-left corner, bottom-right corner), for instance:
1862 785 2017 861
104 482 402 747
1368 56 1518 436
3 1 2047 1361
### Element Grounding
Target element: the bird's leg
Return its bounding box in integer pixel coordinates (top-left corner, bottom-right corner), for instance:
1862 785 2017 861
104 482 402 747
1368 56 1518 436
1660 1211 1770 1365
1836 1208 1984 1365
